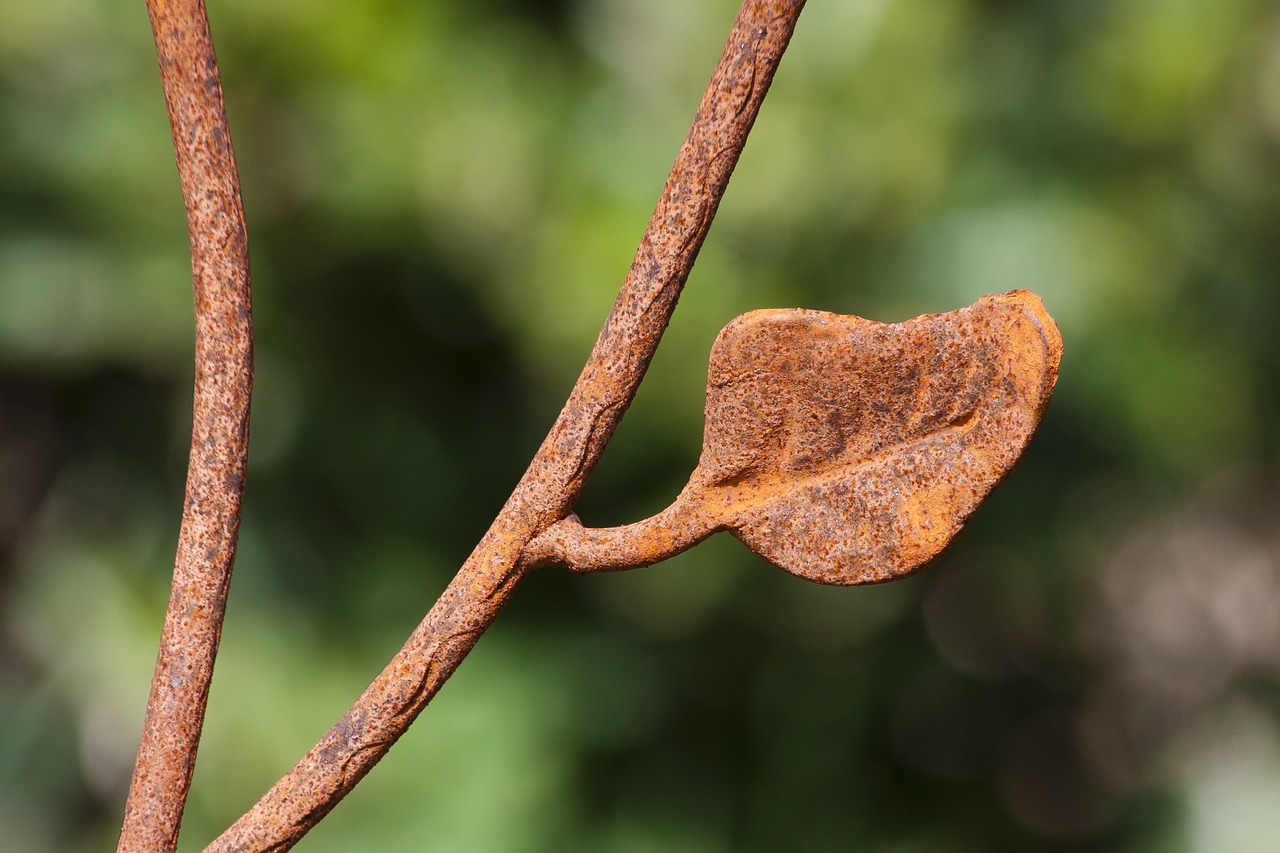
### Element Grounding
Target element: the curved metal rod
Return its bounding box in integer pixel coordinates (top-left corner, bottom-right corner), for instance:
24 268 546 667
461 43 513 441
208 2 805 850
118 1 253 850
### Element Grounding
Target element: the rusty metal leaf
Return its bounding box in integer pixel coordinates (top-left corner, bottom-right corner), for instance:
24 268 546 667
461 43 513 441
523 290 1062 584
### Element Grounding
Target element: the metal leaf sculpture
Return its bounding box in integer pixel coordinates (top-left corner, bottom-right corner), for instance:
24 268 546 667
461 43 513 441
523 290 1062 585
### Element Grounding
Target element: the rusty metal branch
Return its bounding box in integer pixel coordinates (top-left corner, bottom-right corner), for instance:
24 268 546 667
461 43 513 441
118 1 253 851
207 1 805 849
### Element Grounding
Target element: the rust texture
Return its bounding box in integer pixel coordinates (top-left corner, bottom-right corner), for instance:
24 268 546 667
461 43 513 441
117 1 254 851
207 2 806 850
524 291 1062 584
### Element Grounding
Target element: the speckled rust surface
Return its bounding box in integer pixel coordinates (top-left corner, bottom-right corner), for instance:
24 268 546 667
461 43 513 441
524 290 1061 584
118 1 253 852
208 3 806 851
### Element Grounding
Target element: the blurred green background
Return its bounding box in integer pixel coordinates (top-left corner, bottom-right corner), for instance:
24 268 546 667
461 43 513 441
4 0 1280 850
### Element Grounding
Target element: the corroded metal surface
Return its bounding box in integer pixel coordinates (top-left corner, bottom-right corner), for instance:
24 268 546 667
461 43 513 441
119 1 253 851
524 291 1062 583
208 3 806 851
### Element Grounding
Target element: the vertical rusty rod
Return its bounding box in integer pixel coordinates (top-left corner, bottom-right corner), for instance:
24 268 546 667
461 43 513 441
209 1 804 850
118 0 253 850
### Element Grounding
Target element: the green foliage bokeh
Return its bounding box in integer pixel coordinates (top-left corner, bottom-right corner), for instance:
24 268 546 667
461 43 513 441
4 0 1280 850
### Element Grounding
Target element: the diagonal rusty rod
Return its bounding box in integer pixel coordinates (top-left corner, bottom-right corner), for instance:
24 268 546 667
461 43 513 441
118 1 254 850
208 1 805 849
